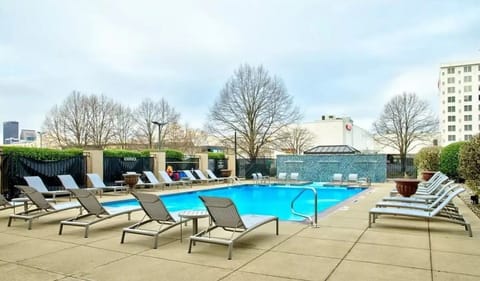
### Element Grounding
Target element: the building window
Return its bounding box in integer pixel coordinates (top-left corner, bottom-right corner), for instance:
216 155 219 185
464 105 472 111
464 85 472 92
465 135 473 141
464 65 472 72
464 76 472 82
464 95 472 102
447 67 455 74
464 124 472 131
448 135 456 141
447 116 456 122
464 115 472 121
447 77 455 83
447 96 455 102
448 125 456 131
448 106 455 112
447 87 455 93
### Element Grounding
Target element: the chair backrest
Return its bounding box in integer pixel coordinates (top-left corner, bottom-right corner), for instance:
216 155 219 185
69 189 106 215
131 191 173 221
159 171 174 183
332 173 343 182
86 173 107 188
206 169 219 179
183 170 199 180
194 170 208 180
278 172 287 180
58 175 80 190
24 176 49 192
252 173 258 180
199 196 245 229
348 174 358 182
143 171 160 185
430 187 465 216
16 185 53 210
428 183 457 208
290 173 299 180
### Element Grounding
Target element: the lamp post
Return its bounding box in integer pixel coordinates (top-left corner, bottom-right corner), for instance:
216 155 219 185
151 121 167 151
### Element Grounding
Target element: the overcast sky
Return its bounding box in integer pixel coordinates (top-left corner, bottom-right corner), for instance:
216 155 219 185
1 0 480 141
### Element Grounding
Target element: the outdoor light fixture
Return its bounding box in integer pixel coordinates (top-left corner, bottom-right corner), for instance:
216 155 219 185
152 121 167 151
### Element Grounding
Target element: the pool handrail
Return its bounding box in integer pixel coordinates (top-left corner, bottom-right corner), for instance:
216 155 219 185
290 186 318 227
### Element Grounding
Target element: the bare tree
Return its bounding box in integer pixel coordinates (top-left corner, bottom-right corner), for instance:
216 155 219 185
278 126 315 154
207 64 301 160
135 97 181 149
43 91 90 147
87 94 118 148
373 92 438 174
113 104 135 149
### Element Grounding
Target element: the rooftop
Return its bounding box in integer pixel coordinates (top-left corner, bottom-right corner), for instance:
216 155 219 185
0 181 479 280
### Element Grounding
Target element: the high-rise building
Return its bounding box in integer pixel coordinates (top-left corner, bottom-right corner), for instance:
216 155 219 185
3 121 19 144
20 129 37 142
439 60 480 146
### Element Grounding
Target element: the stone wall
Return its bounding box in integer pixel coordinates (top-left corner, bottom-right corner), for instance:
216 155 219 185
276 154 386 183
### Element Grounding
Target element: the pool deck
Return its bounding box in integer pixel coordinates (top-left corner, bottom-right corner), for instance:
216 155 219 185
0 181 479 281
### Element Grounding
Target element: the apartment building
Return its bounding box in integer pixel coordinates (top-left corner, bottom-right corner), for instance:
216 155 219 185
439 59 480 145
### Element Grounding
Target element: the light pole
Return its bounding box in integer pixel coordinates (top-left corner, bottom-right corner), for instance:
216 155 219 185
152 121 167 151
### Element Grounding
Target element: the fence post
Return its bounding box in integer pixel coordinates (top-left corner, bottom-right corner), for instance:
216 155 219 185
151 152 166 180
197 153 208 172
227 154 236 177
85 150 104 186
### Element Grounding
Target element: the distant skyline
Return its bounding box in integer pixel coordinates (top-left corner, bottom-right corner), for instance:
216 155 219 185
1 0 480 141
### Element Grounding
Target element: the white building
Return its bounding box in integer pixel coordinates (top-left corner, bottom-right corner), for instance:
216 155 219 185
300 115 376 153
439 59 480 145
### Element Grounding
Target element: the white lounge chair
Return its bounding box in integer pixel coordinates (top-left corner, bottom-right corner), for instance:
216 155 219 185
332 173 343 184
158 171 189 188
58 174 104 197
182 170 208 184
8 186 81 230
277 172 287 182
188 196 279 259
142 171 164 189
193 170 216 184
121 191 189 248
290 172 299 181
59 188 141 238
369 187 472 237
347 173 359 183
206 169 234 183
86 173 127 194
24 176 71 200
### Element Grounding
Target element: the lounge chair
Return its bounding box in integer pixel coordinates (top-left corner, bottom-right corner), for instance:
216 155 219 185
389 173 448 197
86 173 127 194
257 172 270 183
142 171 164 189
332 173 343 184
193 170 217 184
369 187 472 237
290 172 299 181
182 170 208 184
347 173 359 183
206 169 234 183
58 174 104 197
0 194 29 213
188 196 279 260
24 176 71 200
121 191 189 248
59 189 141 238
382 180 456 204
158 170 190 188
8 186 81 230
277 172 287 182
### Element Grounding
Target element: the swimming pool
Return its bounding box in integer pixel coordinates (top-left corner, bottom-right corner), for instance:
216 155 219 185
104 184 366 221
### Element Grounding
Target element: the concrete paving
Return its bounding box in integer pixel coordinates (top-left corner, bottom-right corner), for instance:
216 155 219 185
0 181 478 281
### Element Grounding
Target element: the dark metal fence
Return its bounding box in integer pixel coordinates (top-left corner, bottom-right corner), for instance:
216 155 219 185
207 158 228 177
165 156 199 172
1 154 86 199
386 156 417 178
103 156 154 185
236 157 275 179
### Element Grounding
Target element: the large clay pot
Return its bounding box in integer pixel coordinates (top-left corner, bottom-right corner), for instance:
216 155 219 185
394 178 421 197
421 171 436 181
220 169 231 177
123 173 140 192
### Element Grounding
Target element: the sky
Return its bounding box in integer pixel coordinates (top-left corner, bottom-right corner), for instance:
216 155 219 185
1 0 480 141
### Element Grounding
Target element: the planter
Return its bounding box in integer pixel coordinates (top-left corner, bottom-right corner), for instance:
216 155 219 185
394 178 421 197
421 171 436 181
220 169 231 177
123 173 140 192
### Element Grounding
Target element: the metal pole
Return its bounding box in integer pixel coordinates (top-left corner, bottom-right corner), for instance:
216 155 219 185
152 121 167 151
234 130 237 176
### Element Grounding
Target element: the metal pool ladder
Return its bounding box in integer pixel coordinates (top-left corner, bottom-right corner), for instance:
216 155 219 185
290 187 318 227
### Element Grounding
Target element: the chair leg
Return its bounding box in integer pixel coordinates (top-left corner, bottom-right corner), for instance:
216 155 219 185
84 226 89 238
121 230 126 244
188 238 194 253
59 223 64 235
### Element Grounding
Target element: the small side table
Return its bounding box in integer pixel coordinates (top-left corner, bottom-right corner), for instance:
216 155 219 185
178 210 209 237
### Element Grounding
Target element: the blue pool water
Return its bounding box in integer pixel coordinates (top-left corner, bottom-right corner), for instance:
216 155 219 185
104 184 366 221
